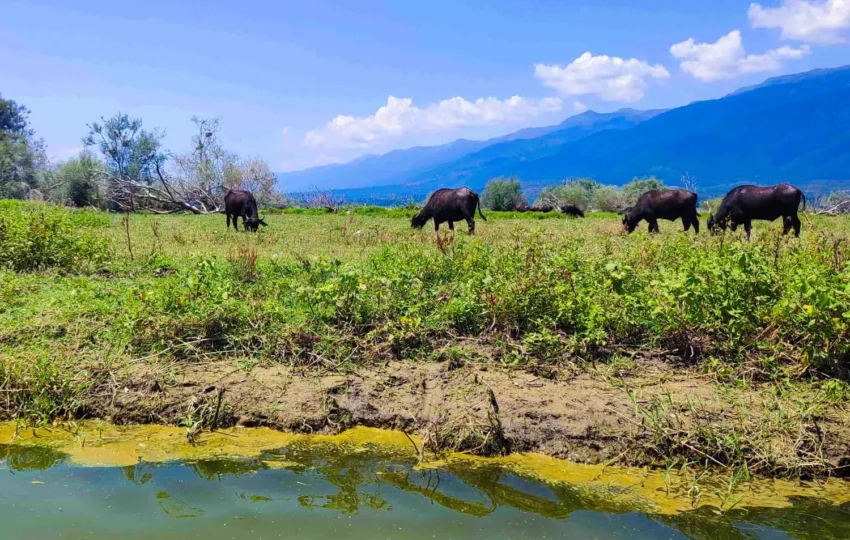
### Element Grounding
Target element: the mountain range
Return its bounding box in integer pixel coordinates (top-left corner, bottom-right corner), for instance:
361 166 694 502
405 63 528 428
277 65 850 203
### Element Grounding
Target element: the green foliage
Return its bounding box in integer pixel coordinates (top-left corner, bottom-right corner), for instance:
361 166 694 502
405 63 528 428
56 151 106 208
0 95 48 200
590 185 624 212
481 177 525 211
622 176 666 205
83 113 165 182
0 200 110 272
535 178 601 209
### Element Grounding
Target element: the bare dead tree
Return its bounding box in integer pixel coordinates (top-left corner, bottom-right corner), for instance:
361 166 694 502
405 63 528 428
299 185 346 212
105 163 221 214
680 171 698 193
814 191 850 215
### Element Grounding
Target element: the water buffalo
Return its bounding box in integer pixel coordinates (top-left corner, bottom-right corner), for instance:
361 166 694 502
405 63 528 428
561 204 585 218
411 187 487 234
622 189 699 234
707 183 806 239
224 189 267 232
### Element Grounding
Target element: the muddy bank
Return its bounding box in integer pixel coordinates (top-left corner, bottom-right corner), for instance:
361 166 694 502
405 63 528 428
66 358 850 478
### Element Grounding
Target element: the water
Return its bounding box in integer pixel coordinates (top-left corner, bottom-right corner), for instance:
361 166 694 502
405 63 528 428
2 441 849 540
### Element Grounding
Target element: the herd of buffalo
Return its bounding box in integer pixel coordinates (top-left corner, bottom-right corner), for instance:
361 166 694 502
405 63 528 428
224 182 807 239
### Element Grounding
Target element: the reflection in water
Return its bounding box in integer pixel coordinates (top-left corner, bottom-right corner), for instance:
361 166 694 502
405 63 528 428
156 491 205 519
0 444 66 471
2 440 849 539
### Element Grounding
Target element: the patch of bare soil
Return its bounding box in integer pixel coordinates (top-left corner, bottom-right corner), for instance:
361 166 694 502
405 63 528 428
92 358 850 476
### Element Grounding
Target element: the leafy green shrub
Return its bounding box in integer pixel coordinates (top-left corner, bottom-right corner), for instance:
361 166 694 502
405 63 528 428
481 177 525 211
0 200 110 272
622 176 665 205
535 178 600 210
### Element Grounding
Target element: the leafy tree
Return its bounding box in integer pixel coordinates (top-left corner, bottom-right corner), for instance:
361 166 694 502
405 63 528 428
621 176 665 205
535 178 599 209
590 185 625 212
481 176 525 211
56 151 106 207
0 95 48 199
83 113 164 182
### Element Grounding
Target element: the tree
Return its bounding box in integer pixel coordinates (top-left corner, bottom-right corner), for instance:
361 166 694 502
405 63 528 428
622 176 665 205
0 95 48 199
237 157 278 207
55 151 106 207
84 113 165 183
172 117 240 209
590 185 625 212
535 178 599 210
481 177 525 211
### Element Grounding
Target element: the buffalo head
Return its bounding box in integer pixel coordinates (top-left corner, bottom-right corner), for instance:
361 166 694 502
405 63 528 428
706 213 726 235
411 213 428 229
620 207 637 232
245 217 268 232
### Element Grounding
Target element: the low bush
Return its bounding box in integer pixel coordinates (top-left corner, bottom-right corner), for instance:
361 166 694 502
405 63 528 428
0 200 110 272
481 177 525 211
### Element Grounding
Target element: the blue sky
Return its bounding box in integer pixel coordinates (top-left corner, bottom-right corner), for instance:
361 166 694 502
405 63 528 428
2 0 850 173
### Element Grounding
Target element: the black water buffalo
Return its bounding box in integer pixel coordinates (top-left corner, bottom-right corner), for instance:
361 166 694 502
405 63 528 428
622 189 699 234
224 189 267 232
411 187 487 234
561 204 585 218
707 183 806 239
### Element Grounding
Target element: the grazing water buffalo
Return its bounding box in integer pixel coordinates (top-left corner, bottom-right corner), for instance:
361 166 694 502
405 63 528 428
411 187 487 234
561 204 585 218
224 189 267 232
622 189 699 234
707 183 806 239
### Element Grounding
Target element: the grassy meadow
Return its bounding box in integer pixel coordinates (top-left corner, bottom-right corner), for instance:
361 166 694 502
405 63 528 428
2 200 850 475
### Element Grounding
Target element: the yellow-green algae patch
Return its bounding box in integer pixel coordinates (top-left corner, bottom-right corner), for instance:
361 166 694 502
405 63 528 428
2 421 848 516
0 421 415 468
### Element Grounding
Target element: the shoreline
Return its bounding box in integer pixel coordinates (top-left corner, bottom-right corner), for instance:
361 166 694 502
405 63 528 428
6 358 848 480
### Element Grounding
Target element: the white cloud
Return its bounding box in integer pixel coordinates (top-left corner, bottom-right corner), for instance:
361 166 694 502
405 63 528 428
304 94 563 148
572 101 589 113
670 30 810 81
749 0 850 43
534 53 670 103
281 127 290 136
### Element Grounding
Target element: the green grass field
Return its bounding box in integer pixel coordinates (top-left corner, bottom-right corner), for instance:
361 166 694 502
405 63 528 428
2 201 850 474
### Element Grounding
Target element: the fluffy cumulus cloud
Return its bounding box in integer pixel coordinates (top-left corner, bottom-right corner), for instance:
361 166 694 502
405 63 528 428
670 30 810 81
749 0 850 43
304 95 563 148
534 53 670 103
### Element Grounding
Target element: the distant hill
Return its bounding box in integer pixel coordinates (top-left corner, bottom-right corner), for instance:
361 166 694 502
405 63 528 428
280 65 850 203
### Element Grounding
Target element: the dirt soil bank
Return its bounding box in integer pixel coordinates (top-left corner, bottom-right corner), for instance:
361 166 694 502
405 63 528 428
86 359 850 476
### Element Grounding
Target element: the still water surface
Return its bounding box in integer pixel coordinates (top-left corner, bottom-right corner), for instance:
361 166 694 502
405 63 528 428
2 440 849 539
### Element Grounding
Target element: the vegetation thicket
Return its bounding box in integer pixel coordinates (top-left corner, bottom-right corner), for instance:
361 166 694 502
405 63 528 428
2 202 848 416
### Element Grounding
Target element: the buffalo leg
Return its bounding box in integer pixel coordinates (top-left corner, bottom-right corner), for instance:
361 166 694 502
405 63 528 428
687 211 700 234
782 216 793 236
226 214 231 230
790 215 801 237
744 220 752 240
434 221 440 232
648 219 660 234
683 218 691 232
466 218 475 235
448 221 455 232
